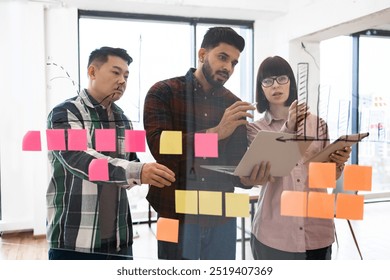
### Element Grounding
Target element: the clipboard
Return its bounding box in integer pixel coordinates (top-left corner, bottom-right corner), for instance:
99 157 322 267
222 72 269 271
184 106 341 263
303 132 369 163
201 131 313 177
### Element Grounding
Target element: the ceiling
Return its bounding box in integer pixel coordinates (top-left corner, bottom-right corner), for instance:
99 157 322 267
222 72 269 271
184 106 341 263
29 0 295 21
29 0 390 33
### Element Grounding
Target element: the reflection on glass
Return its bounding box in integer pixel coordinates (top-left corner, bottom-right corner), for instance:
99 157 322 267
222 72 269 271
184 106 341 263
78 17 254 255
358 36 390 193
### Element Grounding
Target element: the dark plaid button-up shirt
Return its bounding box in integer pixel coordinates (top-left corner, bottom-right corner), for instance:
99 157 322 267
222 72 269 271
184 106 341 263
144 68 249 226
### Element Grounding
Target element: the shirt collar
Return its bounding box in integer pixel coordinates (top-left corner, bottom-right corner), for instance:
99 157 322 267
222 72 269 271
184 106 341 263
186 68 226 97
264 110 286 125
80 89 123 114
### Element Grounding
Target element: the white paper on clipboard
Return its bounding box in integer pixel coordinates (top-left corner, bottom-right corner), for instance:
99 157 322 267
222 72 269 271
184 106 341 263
201 131 314 177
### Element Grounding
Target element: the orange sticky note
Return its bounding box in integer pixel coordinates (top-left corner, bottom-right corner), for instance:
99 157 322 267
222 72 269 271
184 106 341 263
199 191 222 216
280 191 307 217
343 165 372 192
175 190 198 215
308 162 336 189
194 133 218 158
88 158 109 181
22 130 41 151
307 192 335 219
160 131 182 155
125 130 146 152
68 129 88 151
46 129 66 151
225 193 250 217
156 217 179 243
336 193 364 220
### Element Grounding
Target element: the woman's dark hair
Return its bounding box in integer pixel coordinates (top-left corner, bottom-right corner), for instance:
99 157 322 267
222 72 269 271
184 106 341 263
201 27 245 53
256 56 297 113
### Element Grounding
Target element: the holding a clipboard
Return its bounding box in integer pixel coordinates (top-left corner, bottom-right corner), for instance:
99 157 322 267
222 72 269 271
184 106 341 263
304 132 369 163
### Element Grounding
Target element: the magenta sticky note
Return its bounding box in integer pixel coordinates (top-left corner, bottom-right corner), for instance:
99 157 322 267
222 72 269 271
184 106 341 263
67 129 88 151
22 130 42 151
46 129 66 151
125 130 146 152
194 133 218 158
95 129 116 152
88 158 109 181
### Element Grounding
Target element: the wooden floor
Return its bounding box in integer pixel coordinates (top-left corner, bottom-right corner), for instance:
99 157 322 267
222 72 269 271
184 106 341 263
1 201 390 260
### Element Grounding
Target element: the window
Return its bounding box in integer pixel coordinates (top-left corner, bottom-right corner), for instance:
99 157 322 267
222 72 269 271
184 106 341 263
357 34 390 194
78 12 254 222
320 31 390 196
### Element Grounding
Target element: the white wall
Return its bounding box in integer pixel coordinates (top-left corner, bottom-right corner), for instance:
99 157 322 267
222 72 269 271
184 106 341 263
0 1 47 235
0 0 389 235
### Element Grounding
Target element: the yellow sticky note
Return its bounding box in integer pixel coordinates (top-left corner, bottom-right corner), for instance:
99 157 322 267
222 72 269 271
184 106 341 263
336 193 364 220
308 162 336 189
156 217 179 243
198 191 222 216
175 190 198 215
225 193 250 217
280 191 307 217
307 192 335 219
343 165 372 192
160 131 182 155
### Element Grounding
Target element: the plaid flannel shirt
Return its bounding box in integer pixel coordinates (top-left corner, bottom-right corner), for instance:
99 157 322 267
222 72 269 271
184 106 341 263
144 68 249 226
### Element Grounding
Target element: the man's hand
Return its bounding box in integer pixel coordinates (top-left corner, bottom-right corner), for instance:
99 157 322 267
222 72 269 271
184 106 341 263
141 162 176 188
208 101 255 140
240 161 274 186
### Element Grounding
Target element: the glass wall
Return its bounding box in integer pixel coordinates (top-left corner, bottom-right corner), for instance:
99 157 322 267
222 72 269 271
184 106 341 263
320 33 390 196
358 35 390 193
78 13 254 222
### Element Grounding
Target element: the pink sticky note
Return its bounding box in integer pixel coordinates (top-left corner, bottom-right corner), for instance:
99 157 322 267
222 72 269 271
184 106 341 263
67 129 87 151
125 130 146 152
194 133 218 158
22 130 42 151
88 158 109 181
46 129 66 151
95 129 116 152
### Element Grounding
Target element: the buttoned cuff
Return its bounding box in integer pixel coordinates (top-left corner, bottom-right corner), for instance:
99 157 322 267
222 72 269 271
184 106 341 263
125 162 144 187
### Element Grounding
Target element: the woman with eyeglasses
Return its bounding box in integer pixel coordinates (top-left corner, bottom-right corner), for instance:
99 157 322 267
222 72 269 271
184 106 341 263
247 56 351 260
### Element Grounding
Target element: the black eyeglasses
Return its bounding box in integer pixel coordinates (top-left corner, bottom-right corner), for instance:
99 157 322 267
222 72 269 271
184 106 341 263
261 75 290 88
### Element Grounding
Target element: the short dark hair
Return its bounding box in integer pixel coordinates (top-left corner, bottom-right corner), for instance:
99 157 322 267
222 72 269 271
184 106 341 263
87 47 133 68
256 56 297 113
201 27 245 53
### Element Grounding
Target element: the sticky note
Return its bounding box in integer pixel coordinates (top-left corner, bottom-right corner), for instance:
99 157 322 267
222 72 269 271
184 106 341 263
343 165 372 192
156 217 179 243
280 191 307 217
194 133 218 158
160 131 182 155
225 193 250 217
198 191 222 216
125 130 146 152
22 130 41 151
336 193 364 220
307 192 335 219
88 158 109 181
95 129 116 152
175 190 198 214
46 129 66 151
308 162 336 189
68 129 87 151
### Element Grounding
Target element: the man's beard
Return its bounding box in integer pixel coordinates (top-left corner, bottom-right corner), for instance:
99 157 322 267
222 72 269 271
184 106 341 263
201 59 229 89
